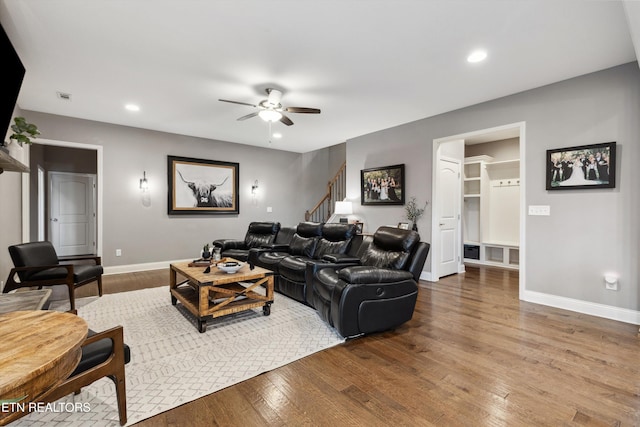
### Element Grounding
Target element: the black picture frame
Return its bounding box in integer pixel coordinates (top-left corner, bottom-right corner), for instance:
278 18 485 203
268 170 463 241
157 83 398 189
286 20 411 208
168 155 239 215
546 142 616 190
361 164 405 205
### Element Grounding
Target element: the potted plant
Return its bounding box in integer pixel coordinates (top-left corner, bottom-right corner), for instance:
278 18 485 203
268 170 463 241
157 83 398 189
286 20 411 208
202 243 212 260
4 117 40 163
404 196 428 232
9 116 40 146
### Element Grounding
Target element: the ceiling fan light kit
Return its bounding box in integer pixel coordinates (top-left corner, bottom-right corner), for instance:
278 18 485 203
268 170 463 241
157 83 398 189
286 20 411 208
258 109 282 122
219 88 321 127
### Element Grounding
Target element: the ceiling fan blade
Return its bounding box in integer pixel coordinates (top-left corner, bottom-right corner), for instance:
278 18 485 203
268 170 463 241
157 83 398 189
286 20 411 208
237 112 259 121
219 99 257 108
280 114 294 126
284 107 321 114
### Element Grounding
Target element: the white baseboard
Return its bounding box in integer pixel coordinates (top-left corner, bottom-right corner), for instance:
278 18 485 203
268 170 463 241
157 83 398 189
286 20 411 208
420 271 434 281
521 289 640 326
103 259 191 276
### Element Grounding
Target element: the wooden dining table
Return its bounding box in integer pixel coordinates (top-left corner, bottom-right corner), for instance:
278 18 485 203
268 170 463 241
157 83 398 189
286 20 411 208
0 310 87 425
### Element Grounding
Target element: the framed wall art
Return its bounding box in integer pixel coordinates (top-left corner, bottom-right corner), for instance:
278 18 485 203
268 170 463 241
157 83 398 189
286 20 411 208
361 164 405 205
546 142 615 190
168 155 239 215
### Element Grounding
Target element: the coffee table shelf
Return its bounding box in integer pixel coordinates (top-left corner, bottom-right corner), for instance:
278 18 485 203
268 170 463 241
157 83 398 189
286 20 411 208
169 259 274 332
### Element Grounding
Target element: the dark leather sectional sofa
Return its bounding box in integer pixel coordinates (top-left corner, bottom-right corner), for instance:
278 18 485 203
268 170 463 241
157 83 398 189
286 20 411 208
216 221 430 338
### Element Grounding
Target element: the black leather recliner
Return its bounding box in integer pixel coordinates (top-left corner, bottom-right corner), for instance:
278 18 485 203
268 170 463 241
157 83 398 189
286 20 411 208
213 221 281 261
277 223 357 304
248 222 322 276
308 226 430 338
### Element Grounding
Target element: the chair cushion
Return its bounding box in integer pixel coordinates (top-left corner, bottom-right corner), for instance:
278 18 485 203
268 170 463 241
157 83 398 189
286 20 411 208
315 238 350 259
279 256 313 283
296 222 323 238
27 267 69 281
289 234 318 257
360 227 420 270
244 222 280 248
70 329 131 377
73 264 104 283
321 223 356 241
256 251 289 274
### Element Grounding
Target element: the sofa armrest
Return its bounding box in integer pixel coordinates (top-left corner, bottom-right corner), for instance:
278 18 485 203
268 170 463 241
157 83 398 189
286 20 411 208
331 268 418 337
322 254 361 264
338 266 414 284
248 247 279 268
213 239 246 251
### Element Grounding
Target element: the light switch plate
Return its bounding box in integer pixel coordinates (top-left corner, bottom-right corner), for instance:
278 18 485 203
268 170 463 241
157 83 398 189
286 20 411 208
267 207 273 213
528 205 550 216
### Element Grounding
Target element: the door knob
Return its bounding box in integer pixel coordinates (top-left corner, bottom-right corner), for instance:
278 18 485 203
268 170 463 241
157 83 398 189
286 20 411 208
51 218 58 222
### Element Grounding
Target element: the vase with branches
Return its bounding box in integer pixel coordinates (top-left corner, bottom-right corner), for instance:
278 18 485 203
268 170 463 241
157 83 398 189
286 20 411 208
404 196 427 232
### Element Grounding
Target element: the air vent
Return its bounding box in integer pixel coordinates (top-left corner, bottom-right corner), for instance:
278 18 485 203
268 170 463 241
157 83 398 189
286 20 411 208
56 91 72 101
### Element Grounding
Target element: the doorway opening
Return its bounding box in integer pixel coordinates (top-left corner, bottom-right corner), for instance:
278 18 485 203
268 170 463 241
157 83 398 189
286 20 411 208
23 138 104 257
430 122 526 295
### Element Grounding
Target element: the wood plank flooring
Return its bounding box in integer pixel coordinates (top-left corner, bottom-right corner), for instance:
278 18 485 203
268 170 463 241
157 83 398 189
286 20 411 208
86 266 640 426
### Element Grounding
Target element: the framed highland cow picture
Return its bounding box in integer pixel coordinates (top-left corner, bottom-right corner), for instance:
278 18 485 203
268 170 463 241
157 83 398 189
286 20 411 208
168 155 239 215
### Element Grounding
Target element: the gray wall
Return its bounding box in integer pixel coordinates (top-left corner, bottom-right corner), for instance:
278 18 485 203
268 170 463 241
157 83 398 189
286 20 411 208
1 111 344 276
347 62 640 311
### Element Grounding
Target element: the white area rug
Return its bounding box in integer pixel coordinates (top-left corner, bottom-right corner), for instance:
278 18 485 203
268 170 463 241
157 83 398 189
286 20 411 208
17 286 344 426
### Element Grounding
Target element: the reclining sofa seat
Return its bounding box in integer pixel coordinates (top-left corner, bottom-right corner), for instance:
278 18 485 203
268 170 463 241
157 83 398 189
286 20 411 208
309 226 430 338
277 223 357 304
246 225 296 274
213 221 281 262
248 222 323 290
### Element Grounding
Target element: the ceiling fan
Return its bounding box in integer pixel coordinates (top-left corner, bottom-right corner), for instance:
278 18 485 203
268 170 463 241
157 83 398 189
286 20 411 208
219 88 320 126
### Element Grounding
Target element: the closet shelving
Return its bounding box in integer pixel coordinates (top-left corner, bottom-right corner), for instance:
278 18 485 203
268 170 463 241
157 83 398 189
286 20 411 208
463 155 520 269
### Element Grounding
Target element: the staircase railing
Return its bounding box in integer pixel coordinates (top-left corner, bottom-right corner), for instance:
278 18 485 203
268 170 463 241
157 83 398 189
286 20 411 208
305 162 346 223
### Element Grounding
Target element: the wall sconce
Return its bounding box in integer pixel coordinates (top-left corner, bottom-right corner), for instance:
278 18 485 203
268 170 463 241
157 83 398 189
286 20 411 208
251 180 259 194
140 171 149 192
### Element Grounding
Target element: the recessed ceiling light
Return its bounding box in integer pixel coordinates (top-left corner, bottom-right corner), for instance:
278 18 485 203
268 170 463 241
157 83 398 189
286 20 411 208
125 104 140 112
272 132 282 139
467 50 487 63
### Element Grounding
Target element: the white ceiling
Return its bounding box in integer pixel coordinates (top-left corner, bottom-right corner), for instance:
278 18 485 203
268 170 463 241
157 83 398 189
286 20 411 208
1 0 638 153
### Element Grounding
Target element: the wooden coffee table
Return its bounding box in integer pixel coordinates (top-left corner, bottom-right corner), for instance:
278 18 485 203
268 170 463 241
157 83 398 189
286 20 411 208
169 259 274 332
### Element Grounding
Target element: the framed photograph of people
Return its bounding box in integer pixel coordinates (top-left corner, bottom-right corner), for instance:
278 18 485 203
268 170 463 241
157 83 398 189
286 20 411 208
361 164 405 205
168 155 239 215
546 142 616 190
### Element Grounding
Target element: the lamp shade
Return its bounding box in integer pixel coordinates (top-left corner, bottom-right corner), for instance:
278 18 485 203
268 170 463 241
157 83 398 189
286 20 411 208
334 201 353 215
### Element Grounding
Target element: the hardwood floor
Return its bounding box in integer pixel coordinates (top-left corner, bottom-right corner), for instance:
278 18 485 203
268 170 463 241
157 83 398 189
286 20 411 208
89 266 640 426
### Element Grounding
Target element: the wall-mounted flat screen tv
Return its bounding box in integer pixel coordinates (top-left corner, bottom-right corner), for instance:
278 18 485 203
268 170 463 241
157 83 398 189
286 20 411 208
1 22 25 140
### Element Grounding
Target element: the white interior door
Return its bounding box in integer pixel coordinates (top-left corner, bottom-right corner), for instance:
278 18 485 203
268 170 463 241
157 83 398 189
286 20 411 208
438 157 461 277
49 172 96 256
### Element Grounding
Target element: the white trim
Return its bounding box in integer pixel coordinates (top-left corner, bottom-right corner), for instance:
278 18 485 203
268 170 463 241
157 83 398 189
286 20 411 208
37 166 45 241
420 271 434 281
103 259 191 275
22 138 104 257
521 289 640 326
432 122 526 293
